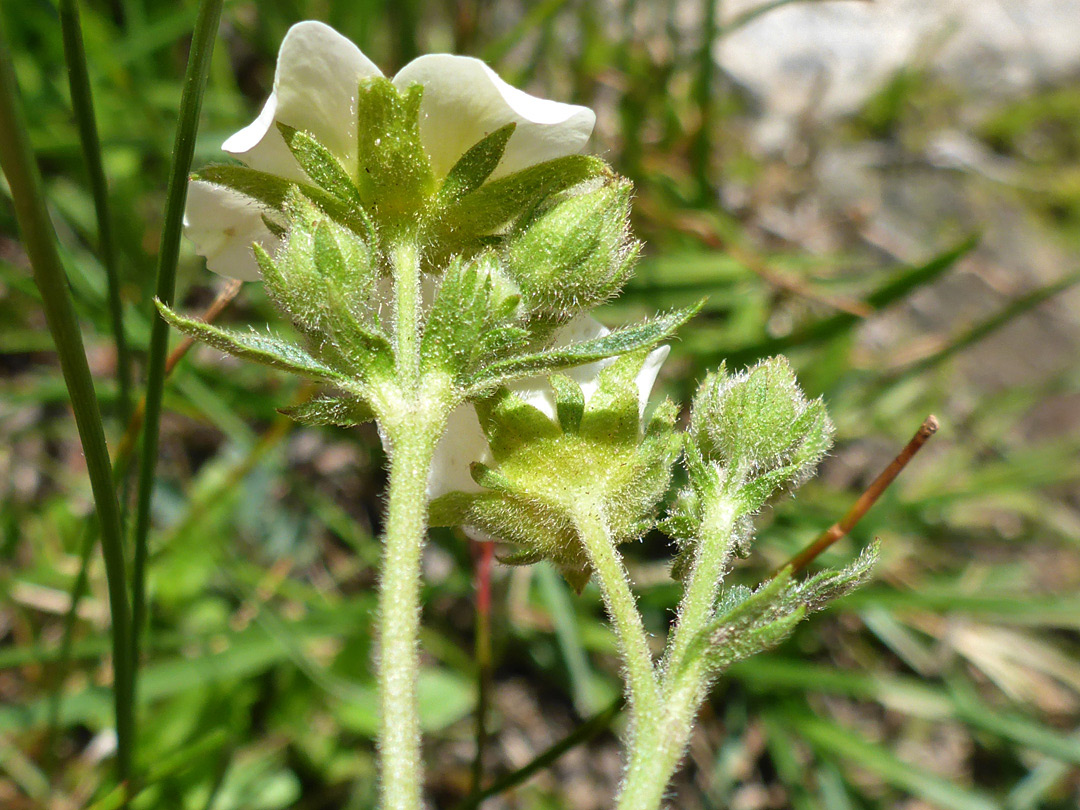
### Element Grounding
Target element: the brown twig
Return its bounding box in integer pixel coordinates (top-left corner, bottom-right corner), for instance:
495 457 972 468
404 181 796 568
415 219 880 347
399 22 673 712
780 415 939 576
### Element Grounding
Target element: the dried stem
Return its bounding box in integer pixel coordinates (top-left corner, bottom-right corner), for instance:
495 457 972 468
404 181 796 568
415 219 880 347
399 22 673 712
781 415 939 575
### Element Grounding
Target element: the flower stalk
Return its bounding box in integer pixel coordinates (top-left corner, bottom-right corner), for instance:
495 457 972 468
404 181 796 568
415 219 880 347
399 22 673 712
375 400 448 810
573 506 660 727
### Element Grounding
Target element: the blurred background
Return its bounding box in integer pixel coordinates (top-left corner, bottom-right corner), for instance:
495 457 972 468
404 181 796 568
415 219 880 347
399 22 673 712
2 0 1080 807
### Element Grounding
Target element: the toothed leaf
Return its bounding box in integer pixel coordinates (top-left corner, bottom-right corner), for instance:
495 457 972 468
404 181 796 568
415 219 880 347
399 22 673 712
156 301 347 383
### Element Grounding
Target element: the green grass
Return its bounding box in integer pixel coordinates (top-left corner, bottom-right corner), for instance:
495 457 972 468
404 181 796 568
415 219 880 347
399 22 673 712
1 1 1079 808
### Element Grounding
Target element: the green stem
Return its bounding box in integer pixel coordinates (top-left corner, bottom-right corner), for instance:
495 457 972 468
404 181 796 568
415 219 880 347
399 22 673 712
662 495 737 678
377 407 445 810
618 494 739 810
573 508 660 741
130 0 222 701
0 21 133 783
373 236 449 809
46 425 142 766
59 0 132 425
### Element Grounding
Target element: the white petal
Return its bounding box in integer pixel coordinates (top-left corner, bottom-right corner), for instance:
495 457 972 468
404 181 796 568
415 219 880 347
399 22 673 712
428 402 491 499
183 181 278 281
508 315 609 419
223 21 382 177
635 345 670 417
393 54 595 179
222 92 302 181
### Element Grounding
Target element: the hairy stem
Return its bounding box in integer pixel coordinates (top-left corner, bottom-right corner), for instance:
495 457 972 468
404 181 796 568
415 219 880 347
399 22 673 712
663 494 738 679
618 494 739 810
573 508 660 750
377 411 443 810
375 236 448 810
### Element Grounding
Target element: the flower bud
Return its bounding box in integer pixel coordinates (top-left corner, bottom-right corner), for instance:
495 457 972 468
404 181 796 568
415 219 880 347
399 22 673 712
666 358 834 580
690 357 833 491
428 349 679 592
504 177 639 321
256 190 378 335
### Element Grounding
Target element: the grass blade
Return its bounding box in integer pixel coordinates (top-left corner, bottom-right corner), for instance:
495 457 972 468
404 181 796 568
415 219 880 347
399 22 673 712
787 712 999 810
0 19 133 783
892 269 1080 384
59 0 132 424
129 0 224 712
722 236 978 367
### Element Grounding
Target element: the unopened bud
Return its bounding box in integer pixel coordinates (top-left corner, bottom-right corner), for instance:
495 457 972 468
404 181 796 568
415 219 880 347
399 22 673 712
504 178 639 321
690 357 833 486
256 190 377 334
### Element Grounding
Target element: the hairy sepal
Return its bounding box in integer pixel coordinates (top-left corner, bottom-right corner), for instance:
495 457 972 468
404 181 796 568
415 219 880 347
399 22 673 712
431 352 680 589
420 251 527 385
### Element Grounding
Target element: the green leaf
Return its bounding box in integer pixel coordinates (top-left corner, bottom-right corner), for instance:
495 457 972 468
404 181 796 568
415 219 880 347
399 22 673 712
470 303 700 393
155 301 348 383
788 713 999 810
688 543 878 677
437 123 516 206
278 393 374 427
722 236 978 367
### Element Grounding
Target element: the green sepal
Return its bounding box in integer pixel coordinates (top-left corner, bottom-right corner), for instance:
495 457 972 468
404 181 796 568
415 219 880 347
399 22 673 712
155 300 346 384
261 213 287 239
354 77 434 226
579 350 647 445
474 387 562 460
280 393 375 427
426 155 611 265
468 303 700 394
437 123 516 207
445 154 610 233
192 165 372 239
254 189 393 381
432 352 681 590
550 374 584 433
420 252 526 384
277 123 366 211
469 462 518 493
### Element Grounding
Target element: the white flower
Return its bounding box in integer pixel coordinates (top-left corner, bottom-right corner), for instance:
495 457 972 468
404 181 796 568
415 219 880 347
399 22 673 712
428 315 670 499
185 20 596 281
